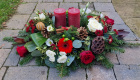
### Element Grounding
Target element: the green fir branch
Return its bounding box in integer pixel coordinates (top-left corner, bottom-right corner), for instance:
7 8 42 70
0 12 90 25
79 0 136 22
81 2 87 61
3 37 14 42
100 57 113 69
19 54 33 65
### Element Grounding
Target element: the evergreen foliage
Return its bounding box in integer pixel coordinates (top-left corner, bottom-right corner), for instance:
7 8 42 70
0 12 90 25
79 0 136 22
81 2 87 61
3 37 14 42
19 54 33 65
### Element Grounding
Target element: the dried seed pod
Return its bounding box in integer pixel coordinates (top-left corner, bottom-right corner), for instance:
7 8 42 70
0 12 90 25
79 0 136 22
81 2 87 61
91 36 105 54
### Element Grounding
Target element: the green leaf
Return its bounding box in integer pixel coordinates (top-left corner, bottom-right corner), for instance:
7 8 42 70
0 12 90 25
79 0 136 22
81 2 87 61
67 56 75 66
45 58 56 68
30 33 47 47
24 41 36 52
31 50 43 56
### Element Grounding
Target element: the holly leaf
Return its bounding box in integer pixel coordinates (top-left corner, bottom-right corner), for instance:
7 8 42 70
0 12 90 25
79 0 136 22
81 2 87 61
30 33 47 47
24 41 36 52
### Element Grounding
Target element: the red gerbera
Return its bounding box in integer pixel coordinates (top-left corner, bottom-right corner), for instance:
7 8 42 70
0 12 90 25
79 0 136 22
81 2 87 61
104 26 108 33
113 29 118 35
108 35 113 44
57 38 73 53
95 30 103 36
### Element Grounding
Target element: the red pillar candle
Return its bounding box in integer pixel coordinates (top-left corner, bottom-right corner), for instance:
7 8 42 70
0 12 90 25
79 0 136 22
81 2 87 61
68 8 80 28
54 8 66 28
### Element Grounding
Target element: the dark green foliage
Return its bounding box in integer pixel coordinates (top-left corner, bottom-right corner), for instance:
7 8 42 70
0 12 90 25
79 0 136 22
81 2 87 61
80 15 88 27
18 30 31 42
35 57 46 66
56 63 69 77
3 37 14 42
19 54 33 65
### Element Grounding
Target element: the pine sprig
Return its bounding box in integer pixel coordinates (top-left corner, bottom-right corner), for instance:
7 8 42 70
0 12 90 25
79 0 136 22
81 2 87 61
3 37 14 42
18 30 30 37
56 63 69 77
125 42 140 47
100 57 113 69
19 54 33 65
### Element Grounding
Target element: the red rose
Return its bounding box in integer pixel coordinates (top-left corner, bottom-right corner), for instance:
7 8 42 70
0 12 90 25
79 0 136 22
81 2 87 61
16 46 28 57
95 30 103 36
106 18 114 25
105 16 109 19
104 26 108 33
80 51 95 64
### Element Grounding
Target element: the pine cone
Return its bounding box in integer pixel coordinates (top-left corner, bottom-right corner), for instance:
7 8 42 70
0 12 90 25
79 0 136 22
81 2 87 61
77 27 88 40
46 12 53 18
91 36 105 54
107 24 112 31
41 27 49 38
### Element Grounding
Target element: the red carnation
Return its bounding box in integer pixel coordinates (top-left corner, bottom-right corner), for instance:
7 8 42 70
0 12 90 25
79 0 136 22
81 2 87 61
87 16 93 19
104 26 108 33
108 35 113 44
26 26 30 32
16 46 28 57
113 29 118 35
29 20 34 25
57 38 73 53
80 51 95 64
95 30 103 36
106 18 114 25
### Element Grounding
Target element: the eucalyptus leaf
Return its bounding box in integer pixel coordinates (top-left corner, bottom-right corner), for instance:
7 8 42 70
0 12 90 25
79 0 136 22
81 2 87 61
67 56 75 66
24 41 36 52
30 33 47 47
45 58 56 68
73 40 82 48
52 16 55 25
31 50 43 56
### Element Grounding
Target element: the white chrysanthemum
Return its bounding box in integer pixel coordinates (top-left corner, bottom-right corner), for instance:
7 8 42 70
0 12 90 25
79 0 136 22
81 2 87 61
34 16 39 20
47 25 54 32
46 38 53 46
59 52 66 56
39 13 46 20
49 57 55 62
57 55 67 63
100 13 104 19
46 50 56 57
87 18 103 32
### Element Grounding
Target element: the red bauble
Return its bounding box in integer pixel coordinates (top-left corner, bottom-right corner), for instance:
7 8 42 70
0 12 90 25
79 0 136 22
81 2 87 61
80 51 95 64
57 38 73 53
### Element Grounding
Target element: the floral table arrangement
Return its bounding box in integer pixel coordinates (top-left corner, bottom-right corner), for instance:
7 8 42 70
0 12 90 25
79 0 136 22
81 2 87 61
3 3 138 77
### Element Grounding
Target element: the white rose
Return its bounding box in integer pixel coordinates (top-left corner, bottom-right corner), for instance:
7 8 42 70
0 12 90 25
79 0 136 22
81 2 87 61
87 18 103 32
39 13 46 20
46 38 53 46
59 52 66 56
47 25 54 32
100 13 104 19
46 50 56 57
57 55 67 63
83 8 91 14
49 57 55 62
